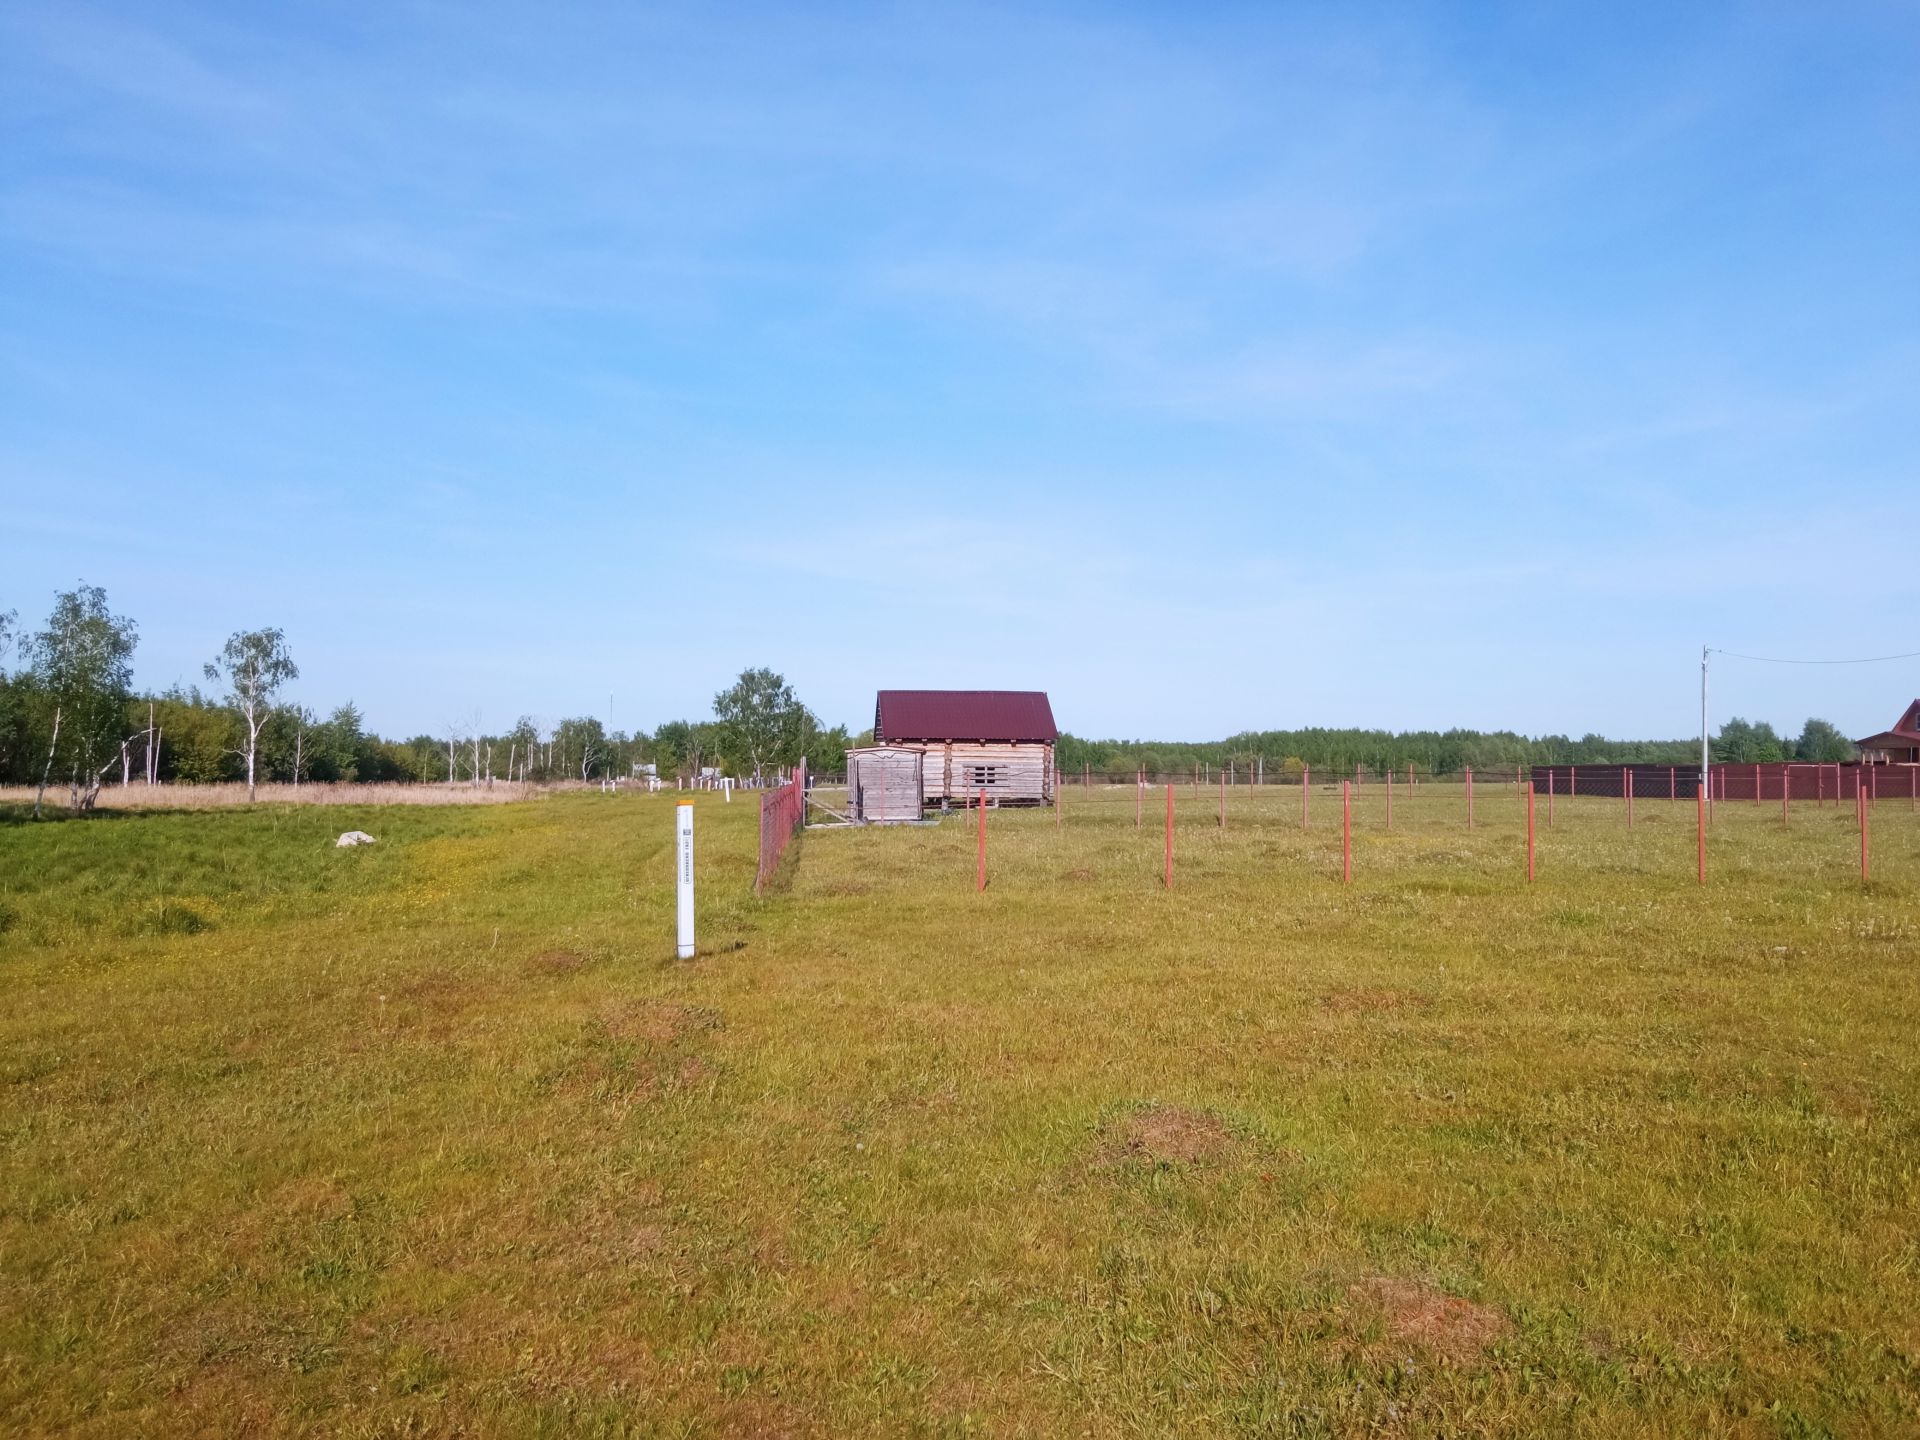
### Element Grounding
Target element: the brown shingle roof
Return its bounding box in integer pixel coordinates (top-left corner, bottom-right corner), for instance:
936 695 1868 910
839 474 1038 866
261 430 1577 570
875 690 1058 743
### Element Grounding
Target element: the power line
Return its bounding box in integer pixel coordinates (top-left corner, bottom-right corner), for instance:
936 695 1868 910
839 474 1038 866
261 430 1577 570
1710 647 1920 667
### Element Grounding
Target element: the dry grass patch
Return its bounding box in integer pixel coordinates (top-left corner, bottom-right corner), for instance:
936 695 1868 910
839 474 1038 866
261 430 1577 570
527 948 587 975
1348 1276 1511 1363
1320 986 1432 1013
1102 1104 1238 1167
597 998 722 1046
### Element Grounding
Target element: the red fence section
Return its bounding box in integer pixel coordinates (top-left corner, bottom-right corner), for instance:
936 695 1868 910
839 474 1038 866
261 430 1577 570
1523 763 1915 802
755 760 806 893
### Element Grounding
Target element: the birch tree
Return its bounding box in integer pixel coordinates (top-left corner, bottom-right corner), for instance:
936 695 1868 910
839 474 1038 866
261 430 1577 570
205 628 298 802
713 668 806 782
26 586 139 816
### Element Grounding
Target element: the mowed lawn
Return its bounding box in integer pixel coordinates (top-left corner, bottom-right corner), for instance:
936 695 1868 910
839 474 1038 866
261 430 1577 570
2 786 1917 1437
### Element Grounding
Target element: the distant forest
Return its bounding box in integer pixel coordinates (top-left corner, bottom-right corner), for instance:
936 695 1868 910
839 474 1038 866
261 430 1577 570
1055 714 1855 781
1 584 1856 812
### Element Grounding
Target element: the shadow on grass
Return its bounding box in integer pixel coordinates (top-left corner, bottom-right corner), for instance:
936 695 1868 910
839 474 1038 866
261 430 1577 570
0 802 166 828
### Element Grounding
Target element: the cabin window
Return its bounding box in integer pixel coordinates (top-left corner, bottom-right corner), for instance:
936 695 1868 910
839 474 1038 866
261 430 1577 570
969 765 1000 788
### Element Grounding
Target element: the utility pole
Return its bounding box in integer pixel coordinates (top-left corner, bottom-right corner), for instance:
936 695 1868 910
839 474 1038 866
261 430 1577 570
1700 646 1710 788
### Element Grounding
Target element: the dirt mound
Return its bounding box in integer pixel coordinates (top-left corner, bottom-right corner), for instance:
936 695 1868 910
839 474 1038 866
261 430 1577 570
1348 1277 1509 1361
1105 1105 1236 1166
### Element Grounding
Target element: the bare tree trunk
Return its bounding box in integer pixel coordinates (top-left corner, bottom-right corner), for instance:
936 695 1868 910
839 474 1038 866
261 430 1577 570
152 726 162 784
34 705 61 818
246 717 259 802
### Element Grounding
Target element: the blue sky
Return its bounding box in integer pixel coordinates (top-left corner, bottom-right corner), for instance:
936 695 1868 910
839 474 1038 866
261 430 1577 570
3 2 1916 741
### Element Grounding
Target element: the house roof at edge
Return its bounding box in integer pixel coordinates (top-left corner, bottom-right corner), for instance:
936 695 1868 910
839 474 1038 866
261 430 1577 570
1854 699 1920 746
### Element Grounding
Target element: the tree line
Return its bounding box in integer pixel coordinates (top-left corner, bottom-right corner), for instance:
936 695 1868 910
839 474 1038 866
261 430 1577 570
1053 716 1857 780
0 587 856 815
1 583 1861 815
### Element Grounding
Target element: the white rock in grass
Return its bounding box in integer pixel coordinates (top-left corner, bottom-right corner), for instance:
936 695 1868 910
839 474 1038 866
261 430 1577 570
335 831 378 847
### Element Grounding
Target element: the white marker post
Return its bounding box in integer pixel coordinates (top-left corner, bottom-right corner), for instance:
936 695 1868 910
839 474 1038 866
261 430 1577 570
675 802 695 959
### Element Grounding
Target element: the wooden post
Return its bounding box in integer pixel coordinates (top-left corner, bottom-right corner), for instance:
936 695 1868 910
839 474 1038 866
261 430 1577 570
1783 771 1789 826
1623 766 1632 828
1669 765 1675 803
1164 784 1173 888
1466 765 1474 829
1526 781 1535 883
1219 769 1226 828
1302 763 1309 830
976 788 986 892
1135 767 1142 827
1754 762 1760 805
1385 767 1393 830
1547 766 1554 828
1342 780 1352 884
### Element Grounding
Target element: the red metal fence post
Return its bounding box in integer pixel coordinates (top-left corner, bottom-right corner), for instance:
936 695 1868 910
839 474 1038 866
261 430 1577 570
1164 783 1173 888
1860 782 1870 883
976 787 986 892
1527 781 1536 883
1343 780 1352 884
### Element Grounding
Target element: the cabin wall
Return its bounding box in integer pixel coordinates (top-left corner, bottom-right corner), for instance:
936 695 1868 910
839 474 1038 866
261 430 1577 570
915 742 1053 804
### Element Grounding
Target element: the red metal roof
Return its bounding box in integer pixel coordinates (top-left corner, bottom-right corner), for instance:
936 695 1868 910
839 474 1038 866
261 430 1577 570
875 690 1058 743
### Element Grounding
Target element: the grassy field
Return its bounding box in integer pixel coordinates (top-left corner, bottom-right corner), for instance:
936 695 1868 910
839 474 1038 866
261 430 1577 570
2 784 1916 1437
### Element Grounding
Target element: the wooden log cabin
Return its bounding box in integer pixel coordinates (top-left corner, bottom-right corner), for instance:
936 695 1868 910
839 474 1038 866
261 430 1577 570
863 690 1058 809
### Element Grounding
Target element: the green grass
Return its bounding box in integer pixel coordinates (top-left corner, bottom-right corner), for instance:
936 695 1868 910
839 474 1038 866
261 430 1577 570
2 785 1916 1436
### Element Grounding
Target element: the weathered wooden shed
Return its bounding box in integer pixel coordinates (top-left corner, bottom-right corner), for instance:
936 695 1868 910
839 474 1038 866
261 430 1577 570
846 746 926 823
872 690 1058 807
